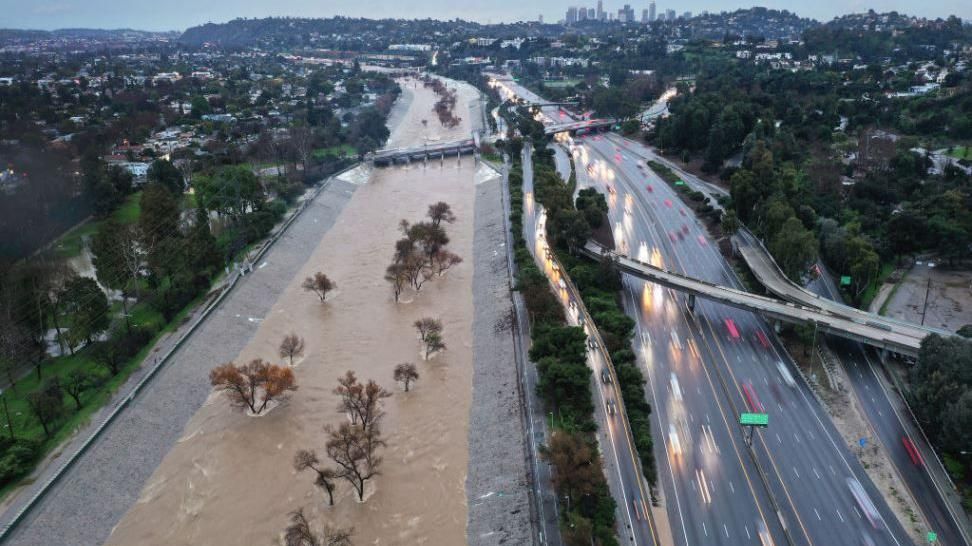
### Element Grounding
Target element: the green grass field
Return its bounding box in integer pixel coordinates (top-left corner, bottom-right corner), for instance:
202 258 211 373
947 146 971 160
313 144 358 160
54 192 143 258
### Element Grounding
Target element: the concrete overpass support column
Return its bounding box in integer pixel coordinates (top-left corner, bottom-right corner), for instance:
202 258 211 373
688 294 696 312
457 149 461 166
774 320 782 334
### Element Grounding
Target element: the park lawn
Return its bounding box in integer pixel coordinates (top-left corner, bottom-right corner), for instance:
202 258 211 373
857 263 895 310
948 146 971 160
0 292 203 501
313 144 358 160
54 192 143 259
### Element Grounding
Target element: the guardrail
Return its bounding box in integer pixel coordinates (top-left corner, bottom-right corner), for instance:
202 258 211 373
0 164 359 541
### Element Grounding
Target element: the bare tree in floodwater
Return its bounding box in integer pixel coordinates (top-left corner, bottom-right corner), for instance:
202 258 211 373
325 422 384 502
293 449 339 506
423 331 446 359
209 358 297 414
427 201 456 227
393 363 419 392
413 317 442 343
283 508 353 546
384 262 408 302
302 272 335 302
279 333 305 366
333 370 391 429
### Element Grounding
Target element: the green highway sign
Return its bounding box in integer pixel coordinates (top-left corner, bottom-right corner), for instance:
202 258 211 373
674 180 686 186
739 413 768 427
927 531 937 543
840 275 852 286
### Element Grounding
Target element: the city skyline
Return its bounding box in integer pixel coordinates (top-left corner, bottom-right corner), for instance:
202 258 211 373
1 0 969 31
564 1 690 24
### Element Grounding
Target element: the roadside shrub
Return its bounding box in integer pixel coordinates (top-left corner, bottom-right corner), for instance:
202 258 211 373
0 438 39 486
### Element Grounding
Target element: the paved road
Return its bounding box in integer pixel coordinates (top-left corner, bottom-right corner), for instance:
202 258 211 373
809 269 972 546
613 135 972 546
522 145 658 546
499 155 563 546
573 133 913 546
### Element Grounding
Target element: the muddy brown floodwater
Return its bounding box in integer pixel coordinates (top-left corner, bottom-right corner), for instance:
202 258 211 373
106 78 487 546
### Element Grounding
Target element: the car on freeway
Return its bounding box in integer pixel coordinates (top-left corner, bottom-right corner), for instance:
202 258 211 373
725 318 740 339
756 520 775 546
755 329 770 349
607 399 617 416
670 373 683 402
902 436 924 466
670 330 683 351
742 383 764 412
847 477 883 529
646 184 654 192
601 369 612 384
669 424 682 456
777 361 796 387
557 278 566 290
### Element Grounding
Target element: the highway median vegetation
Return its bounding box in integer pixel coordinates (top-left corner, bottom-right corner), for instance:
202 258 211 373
539 150 659 492
505 140 619 546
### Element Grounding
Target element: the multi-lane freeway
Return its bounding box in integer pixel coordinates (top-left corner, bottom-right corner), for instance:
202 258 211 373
609 134 972 546
574 132 916 546
490 74 954 546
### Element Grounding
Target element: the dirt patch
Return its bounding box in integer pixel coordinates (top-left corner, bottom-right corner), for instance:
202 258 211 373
882 263 972 332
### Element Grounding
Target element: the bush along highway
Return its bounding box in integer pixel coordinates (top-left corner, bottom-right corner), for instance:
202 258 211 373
531 147 662 500
505 140 621 546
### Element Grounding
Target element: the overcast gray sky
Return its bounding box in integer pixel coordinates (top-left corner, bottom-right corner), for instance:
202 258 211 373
1 0 968 31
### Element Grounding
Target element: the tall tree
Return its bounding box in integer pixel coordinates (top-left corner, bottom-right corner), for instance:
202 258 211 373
283 508 353 546
426 202 456 227
26 378 64 438
139 182 182 251
325 422 383 502
393 363 419 392
209 359 298 414
302 272 335 302
293 450 339 506
59 277 110 350
279 333 306 366
147 159 185 194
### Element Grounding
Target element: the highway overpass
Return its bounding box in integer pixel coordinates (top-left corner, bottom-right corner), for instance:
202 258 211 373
580 241 927 356
734 229 952 342
544 119 616 135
